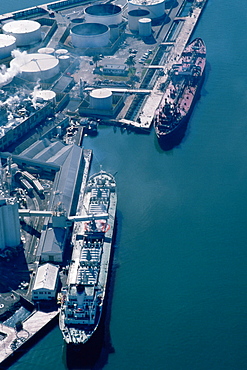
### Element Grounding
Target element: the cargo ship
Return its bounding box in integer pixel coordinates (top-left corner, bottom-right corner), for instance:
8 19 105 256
59 170 117 344
154 38 206 149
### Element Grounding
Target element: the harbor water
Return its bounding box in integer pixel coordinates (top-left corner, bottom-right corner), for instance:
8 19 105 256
4 0 247 369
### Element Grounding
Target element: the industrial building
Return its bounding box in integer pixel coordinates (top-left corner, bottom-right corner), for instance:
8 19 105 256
16 138 89 263
0 197 21 250
32 263 59 301
102 64 127 76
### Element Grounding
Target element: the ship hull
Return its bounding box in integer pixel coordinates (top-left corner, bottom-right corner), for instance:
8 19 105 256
154 38 206 150
59 171 117 345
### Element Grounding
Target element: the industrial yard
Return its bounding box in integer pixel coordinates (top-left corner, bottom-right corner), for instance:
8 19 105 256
0 0 207 366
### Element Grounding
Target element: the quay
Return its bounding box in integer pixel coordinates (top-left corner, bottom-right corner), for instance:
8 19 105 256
0 310 58 368
138 0 208 128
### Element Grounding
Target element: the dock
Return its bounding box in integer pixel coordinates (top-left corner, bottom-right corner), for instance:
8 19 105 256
138 0 208 129
0 310 58 367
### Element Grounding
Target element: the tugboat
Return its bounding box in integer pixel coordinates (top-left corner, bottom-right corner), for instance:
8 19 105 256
59 170 117 344
154 38 206 149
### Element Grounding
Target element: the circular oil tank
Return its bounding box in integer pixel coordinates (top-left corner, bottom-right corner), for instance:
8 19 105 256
55 48 69 56
128 9 150 32
139 18 152 37
58 55 70 70
10 53 60 81
85 4 122 26
128 0 166 19
89 88 112 110
109 24 119 41
35 90 56 104
0 34 16 59
71 18 84 24
38 47 55 55
71 23 110 48
2 20 41 46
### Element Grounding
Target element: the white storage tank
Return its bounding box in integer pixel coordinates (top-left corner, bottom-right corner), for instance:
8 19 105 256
139 18 152 37
10 53 60 81
128 0 166 19
89 88 112 110
109 24 119 41
71 23 110 48
55 48 69 56
2 199 20 248
35 90 56 105
58 55 70 70
0 34 16 59
128 9 150 32
38 47 55 55
71 18 84 24
85 4 122 26
2 20 42 46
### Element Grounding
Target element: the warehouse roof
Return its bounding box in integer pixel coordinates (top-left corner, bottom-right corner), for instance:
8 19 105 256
33 263 59 291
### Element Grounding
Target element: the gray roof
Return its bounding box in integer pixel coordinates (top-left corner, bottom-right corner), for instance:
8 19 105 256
33 263 59 291
41 227 66 255
51 144 83 214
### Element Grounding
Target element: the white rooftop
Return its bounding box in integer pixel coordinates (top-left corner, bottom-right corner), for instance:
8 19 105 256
33 263 59 291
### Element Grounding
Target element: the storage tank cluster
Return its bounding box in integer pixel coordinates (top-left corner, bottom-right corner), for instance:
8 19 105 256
10 53 60 81
128 9 150 32
0 197 21 250
70 3 122 49
2 20 42 47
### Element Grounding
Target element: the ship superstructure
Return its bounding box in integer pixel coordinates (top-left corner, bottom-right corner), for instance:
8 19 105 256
59 171 117 344
154 38 206 146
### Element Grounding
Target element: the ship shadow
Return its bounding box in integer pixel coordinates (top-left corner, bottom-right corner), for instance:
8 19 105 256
64 213 121 370
155 121 189 151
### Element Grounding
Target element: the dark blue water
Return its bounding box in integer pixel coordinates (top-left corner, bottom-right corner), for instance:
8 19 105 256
4 0 247 369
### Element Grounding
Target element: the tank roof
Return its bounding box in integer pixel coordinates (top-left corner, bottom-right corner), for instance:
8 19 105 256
85 4 121 16
11 53 59 73
0 34 16 47
90 88 112 99
71 23 108 36
2 20 41 34
129 0 165 5
128 9 150 16
139 17 152 23
35 90 56 101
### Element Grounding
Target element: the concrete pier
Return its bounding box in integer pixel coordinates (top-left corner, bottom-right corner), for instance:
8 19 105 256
0 310 58 366
138 0 208 129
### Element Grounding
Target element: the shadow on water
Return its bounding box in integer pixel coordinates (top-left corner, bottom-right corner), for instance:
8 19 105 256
154 120 189 152
64 212 121 370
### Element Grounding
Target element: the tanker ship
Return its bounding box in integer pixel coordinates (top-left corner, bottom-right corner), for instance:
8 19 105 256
59 170 117 344
154 38 206 149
